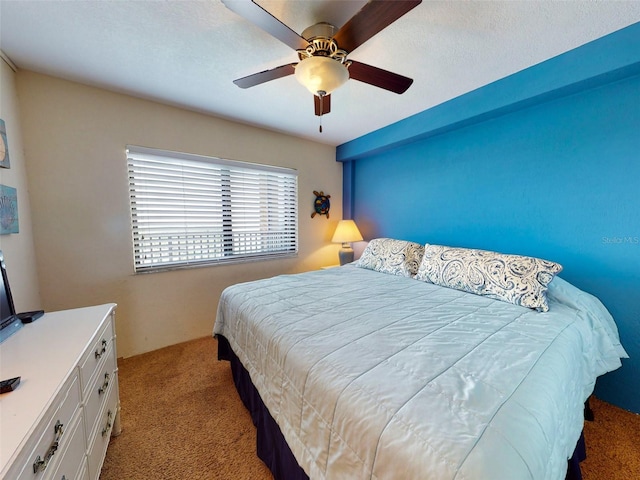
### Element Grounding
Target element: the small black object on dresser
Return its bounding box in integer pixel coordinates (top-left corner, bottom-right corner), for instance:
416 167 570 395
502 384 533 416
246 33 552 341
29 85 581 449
0 376 20 393
17 310 44 323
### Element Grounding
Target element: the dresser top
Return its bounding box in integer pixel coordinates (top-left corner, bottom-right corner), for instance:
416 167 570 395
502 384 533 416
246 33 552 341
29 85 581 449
0 303 116 474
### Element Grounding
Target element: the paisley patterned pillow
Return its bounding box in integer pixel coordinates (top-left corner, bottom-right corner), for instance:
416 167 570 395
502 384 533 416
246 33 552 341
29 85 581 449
357 238 425 277
415 244 562 312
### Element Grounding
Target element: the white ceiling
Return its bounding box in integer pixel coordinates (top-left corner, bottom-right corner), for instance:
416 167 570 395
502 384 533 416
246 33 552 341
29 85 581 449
1 1 639 147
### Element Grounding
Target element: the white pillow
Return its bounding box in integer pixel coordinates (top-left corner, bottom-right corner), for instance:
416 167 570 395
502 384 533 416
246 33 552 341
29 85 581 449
547 276 628 359
356 238 425 277
415 244 562 312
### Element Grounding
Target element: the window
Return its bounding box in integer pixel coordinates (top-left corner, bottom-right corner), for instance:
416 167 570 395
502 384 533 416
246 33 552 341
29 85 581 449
127 146 298 273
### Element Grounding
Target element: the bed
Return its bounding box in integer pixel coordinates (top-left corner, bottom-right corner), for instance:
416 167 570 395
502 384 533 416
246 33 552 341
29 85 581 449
213 239 627 480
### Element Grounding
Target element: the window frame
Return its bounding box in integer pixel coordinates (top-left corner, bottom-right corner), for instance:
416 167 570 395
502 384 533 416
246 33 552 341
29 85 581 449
127 145 298 273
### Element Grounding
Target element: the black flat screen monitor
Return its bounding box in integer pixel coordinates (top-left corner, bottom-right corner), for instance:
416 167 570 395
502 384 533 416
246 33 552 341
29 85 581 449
0 250 23 343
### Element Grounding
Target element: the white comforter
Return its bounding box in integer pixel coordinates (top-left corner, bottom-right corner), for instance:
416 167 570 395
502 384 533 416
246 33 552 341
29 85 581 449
213 265 627 480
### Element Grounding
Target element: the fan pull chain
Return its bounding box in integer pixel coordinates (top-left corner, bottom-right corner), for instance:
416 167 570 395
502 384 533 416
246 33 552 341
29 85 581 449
319 94 323 133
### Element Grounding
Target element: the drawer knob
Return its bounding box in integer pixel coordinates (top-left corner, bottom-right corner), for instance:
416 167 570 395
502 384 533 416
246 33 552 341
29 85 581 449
101 410 114 437
98 372 110 395
94 339 108 359
32 421 64 473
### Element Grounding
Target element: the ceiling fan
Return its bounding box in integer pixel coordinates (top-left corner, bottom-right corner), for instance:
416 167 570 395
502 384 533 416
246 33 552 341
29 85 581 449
223 0 422 128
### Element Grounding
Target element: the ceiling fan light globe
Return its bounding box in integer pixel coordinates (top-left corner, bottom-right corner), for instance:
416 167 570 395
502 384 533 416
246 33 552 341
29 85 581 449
295 56 349 96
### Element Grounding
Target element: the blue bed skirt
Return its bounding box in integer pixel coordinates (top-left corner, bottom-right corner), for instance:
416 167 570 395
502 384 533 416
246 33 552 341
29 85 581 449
218 335 308 479
217 335 585 480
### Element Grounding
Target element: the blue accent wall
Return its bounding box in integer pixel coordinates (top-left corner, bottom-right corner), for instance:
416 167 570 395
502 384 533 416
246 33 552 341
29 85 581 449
337 24 640 413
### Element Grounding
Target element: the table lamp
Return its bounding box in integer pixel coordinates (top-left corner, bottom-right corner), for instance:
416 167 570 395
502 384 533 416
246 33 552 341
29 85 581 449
332 219 363 265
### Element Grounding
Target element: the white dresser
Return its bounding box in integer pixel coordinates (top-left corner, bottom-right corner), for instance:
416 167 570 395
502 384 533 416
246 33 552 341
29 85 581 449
0 304 121 480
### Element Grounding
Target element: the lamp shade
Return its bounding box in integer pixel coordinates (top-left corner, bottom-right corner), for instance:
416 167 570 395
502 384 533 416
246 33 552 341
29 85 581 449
295 56 349 96
332 220 363 244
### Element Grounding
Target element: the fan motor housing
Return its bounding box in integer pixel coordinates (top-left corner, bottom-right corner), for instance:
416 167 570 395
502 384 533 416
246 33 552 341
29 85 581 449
301 22 338 42
298 22 349 64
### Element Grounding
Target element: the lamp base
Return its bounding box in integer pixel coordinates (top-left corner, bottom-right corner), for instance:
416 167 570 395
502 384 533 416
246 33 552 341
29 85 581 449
338 245 354 266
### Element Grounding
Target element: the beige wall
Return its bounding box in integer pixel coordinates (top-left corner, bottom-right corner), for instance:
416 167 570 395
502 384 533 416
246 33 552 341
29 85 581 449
0 58 42 313
16 71 341 357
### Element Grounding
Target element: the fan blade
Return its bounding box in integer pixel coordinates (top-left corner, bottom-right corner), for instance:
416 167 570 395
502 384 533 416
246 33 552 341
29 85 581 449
233 63 296 89
222 0 308 51
314 94 331 116
333 0 421 53
348 61 413 94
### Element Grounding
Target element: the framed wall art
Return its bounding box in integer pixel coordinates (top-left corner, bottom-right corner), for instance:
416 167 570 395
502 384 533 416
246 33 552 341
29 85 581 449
0 184 19 234
0 119 10 169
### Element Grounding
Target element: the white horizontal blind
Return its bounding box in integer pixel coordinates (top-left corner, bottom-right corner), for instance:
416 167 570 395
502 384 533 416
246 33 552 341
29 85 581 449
127 146 298 272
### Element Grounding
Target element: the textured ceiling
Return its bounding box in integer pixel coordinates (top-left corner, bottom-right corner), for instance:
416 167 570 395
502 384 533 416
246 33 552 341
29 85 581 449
1 1 639 147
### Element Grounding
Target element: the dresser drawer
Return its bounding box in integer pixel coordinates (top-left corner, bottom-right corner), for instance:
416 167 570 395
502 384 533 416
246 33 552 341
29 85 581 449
83 342 117 442
86 380 119 480
43 411 85 480
11 373 81 480
78 319 113 398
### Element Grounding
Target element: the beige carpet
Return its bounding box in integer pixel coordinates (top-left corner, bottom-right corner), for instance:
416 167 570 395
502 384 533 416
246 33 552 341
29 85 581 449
582 396 640 480
101 336 639 479
101 336 271 480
